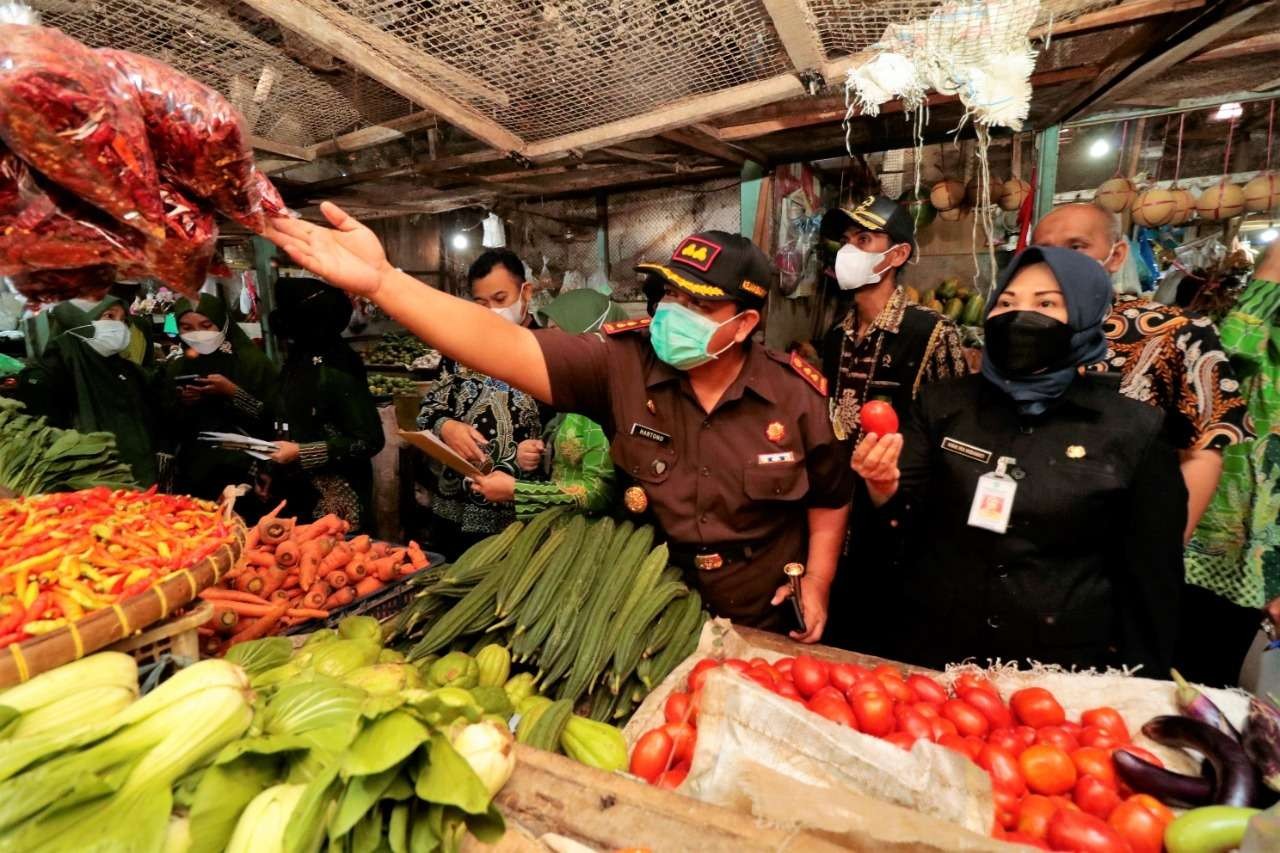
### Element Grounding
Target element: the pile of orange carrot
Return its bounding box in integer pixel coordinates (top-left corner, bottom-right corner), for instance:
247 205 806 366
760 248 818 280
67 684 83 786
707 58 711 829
197 502 431 651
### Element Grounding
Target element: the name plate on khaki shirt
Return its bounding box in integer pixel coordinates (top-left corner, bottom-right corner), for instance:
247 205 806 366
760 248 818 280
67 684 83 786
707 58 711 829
630 423 671 445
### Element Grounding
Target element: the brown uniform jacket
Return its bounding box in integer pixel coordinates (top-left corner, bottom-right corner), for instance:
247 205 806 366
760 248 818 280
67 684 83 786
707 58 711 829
534 324 853 629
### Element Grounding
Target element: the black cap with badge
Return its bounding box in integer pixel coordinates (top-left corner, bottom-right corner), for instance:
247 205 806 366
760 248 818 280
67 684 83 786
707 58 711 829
820 194 917 259
636 230 772 309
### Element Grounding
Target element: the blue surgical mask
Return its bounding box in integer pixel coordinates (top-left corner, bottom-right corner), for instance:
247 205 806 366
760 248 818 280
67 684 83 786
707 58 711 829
650 301 741 371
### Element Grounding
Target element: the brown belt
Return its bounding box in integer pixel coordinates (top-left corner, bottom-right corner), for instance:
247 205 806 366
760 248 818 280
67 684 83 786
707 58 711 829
668 542 759 572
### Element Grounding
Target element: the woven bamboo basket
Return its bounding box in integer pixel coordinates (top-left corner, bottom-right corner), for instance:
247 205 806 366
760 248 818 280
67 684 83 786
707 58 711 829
0 519 246 686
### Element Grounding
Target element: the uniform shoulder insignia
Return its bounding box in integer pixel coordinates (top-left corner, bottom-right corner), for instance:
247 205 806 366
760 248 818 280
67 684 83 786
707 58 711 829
601 317 651 335
788 350 828 396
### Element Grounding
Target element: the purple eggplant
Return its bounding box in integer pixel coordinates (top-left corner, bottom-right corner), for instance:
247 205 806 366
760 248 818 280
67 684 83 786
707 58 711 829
1112 748 1215 808
1171 668 1241 740
1242 696 1280 793
1142 715 1260 807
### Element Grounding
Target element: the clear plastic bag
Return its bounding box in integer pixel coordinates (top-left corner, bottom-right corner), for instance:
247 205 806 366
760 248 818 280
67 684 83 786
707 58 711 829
0 145 145 280
11 264 116 303
98 49 261 231
0 24 164 238
130 184 216 297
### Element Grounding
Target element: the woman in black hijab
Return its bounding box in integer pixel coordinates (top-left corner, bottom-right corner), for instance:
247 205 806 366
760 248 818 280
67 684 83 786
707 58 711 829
263 278 384 530
851 246 1187 673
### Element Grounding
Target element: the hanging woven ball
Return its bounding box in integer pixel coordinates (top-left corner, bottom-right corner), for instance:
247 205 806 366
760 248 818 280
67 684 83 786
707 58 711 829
1244 172 1280 213
1094 177 1136 213
1196 182 1246 221
937 205 966 222
930 180 966 211
999 178 1031 211
1168 188 1196 224
1131 188 1178 228
965 177 1004 209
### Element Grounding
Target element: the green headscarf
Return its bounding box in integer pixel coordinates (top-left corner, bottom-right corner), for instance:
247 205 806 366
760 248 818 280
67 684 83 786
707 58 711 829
535 289 627 334
69 296 150 367
168 293 275 387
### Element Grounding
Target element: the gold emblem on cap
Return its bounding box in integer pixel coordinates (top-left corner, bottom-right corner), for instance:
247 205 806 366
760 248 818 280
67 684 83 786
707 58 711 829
766 421 786 443
1066 445 1086 459
623 485 648 514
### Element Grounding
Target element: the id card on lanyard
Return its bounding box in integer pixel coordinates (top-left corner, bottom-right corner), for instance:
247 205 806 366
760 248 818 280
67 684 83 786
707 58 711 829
967 456 1018 534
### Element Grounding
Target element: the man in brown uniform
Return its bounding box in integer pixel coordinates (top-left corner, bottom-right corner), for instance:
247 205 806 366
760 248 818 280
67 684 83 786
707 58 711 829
263 207 853 642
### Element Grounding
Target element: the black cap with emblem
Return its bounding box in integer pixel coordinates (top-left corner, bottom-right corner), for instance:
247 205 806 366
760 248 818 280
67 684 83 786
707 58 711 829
820 194 917 259
636 230 772 308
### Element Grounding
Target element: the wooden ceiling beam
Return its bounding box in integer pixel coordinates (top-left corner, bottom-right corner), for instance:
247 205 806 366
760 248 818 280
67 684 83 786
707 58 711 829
659 126 770 167
1189 30 1280 63
760 0 827 72
1043 0 1267 125
239 0 522 152
249 135 313 161
294 149 510 196
310 112 436 157
1028 0 1207 39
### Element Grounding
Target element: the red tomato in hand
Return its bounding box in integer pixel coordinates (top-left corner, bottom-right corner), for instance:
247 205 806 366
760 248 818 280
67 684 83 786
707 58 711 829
630 728 674 783
1036 725 1080 753
664 692 694 725
1079 725 1123 750
1020 744 1078 795
807 690 857 728
1107 795 1171 853
850 690 895 736
1070 747 1118 788
906 673 949 705
1081 707 1130 742
662 722 697 765
961 687 1014 729
828 663 864 693
979 742 1027 795
1016 795 1058 840
895 705 935 741
1073 775 1122 821
1046 809 1129 853
687 659 720 692
791 655 829 699
1011 687 1066 728
654 763 689 789
942 699 990 737
988 728 1030 757
860 400 899 436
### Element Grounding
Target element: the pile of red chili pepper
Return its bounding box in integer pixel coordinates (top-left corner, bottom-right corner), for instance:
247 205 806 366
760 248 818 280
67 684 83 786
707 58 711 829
0 487 233 649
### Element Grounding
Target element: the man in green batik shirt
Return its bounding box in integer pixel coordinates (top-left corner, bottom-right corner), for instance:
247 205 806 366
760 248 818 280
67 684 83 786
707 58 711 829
1186 240 1280 684
468 290 619 518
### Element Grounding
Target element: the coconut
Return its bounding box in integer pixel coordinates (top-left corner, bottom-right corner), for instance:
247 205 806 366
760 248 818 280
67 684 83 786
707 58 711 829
1168 188 1196 224
999 178 1031 211
1131 188 1177 228
930 179 966 211
1196 182 1246 221
965 177 1004 209
1244 172 1280 214
937 205 966 222
1094 177 1136 213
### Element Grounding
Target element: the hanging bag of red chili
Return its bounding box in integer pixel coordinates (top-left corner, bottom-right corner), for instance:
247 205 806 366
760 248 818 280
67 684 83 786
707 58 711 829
121 183 216 297
0 18 164 239
0 145 145 284
97 49 263 232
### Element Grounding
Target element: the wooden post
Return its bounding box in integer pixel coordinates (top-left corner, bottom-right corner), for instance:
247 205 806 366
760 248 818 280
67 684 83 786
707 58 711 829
596 193 610 277
252 236 281 365
740 161 767 239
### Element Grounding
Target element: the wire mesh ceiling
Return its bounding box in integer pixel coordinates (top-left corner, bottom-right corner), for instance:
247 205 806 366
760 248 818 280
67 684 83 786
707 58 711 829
31 0 1125 150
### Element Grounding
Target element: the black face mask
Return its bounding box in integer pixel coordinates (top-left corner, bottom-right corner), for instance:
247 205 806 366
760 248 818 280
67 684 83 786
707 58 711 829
984 310 1074 377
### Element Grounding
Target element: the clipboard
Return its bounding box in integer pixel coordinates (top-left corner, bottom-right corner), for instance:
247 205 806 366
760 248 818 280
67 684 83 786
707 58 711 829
398 430 488 479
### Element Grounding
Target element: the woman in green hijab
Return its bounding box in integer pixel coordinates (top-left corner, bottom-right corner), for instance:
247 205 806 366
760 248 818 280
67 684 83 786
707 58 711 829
15 297 160 485
469 289 622 517
160 293 279 500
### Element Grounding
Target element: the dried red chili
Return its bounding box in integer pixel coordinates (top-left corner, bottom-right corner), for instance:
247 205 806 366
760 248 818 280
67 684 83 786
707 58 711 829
11 265 116 304
0 24 163 238
98 49 262 231
121 183 215 297
0 144 145 281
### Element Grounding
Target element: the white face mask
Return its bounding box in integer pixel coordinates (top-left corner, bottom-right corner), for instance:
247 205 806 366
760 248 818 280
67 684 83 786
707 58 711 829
834 244 894 290
180 328 227 355
73 320 130 357
490 289 528 325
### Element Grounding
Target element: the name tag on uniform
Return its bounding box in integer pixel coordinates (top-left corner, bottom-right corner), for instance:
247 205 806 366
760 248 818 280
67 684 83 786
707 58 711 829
942 437 992 464
630 423 670 445
967 456 1018 534
757 451 795 465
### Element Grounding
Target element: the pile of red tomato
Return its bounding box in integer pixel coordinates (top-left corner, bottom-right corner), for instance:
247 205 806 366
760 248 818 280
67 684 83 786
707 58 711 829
629 655 1179 852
